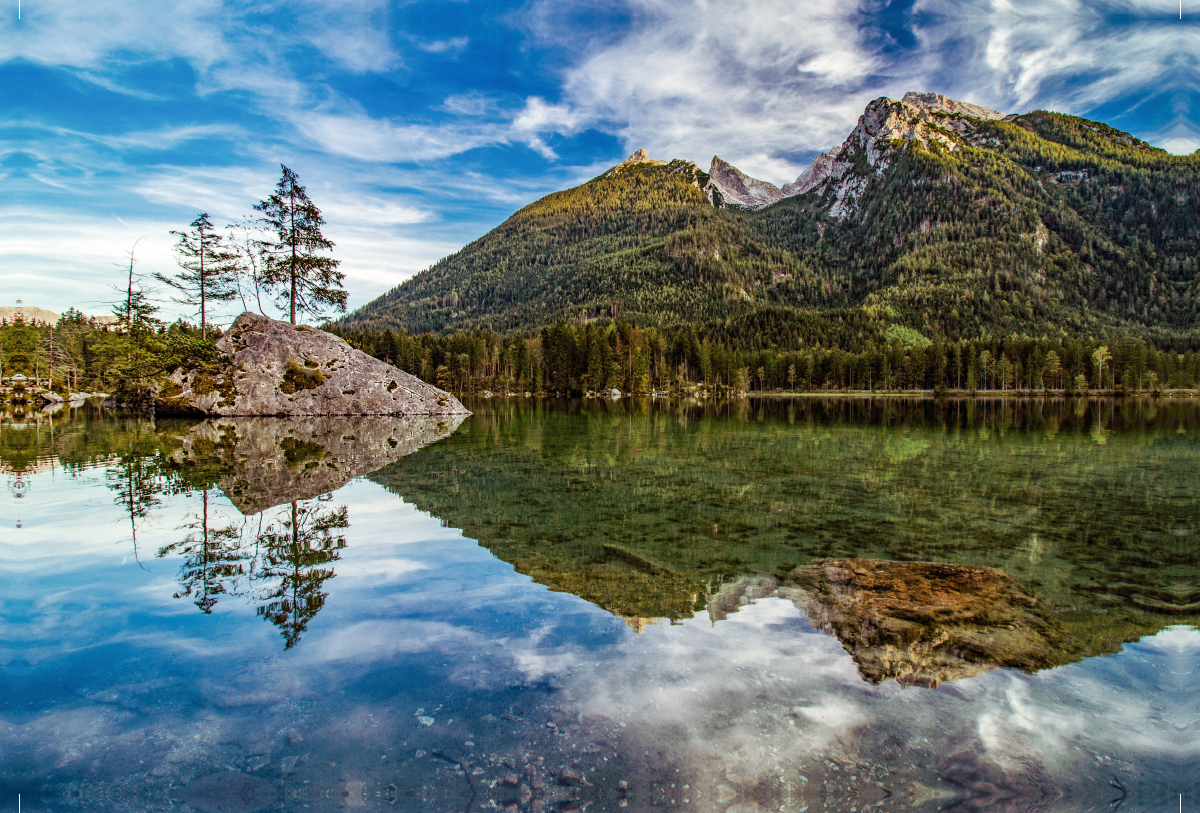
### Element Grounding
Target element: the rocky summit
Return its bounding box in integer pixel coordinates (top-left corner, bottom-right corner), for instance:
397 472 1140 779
707 156 786 210
158 312 469 417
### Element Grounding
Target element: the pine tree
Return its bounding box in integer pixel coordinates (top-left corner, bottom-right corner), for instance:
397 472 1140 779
255 165 346 324
157 213 239 337
1092 345 1112 390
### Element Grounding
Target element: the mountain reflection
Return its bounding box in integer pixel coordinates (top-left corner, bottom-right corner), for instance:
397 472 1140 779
784 558 1076 687
369 396 1200 684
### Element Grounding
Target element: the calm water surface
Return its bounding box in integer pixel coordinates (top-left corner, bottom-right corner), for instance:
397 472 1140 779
1 397 1198 812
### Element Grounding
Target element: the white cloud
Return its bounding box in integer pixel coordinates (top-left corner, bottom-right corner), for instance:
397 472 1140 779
417 36 470 53
515 0 1197 183
0 208 181 318
303 0 403 73
293 112 502 162
440 92 502 116
517 0 889 181
916 0 1200 133
1160 135 1199 154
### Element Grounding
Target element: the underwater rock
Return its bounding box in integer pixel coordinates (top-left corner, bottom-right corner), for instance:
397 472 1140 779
784 558 1080 687
157 312 468 417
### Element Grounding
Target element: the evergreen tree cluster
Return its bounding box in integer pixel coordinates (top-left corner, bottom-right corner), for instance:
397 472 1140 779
0 310 220 403
332 319 1200 396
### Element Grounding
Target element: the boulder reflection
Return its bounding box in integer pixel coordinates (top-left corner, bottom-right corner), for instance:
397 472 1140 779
163 414 466 514
134 415 461 647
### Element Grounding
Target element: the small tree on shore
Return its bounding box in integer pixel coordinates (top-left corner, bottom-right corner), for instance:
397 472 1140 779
1044 350 1062 390
1092 345 1112 390
255 165 346 324
157 213 239 337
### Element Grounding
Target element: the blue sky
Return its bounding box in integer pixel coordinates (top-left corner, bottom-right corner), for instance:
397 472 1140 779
2 0 1196 323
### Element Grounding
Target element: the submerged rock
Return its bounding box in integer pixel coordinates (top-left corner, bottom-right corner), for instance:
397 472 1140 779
784 558 1080 687
158 312 468 417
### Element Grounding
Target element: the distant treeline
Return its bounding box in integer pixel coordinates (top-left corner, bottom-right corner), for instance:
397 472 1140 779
0 309 214 399
329 320 1200 395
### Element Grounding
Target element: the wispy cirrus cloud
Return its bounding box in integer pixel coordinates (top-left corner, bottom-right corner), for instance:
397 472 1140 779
517 0 1198 183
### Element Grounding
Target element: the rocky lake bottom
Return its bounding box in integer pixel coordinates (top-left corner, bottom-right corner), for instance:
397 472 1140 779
1 397 1197 812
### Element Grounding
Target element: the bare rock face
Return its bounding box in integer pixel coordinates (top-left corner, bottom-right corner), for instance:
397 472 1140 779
801 93 1007 218
901 91 1007 121
707 156 786 210
710 91 1007 215
163 414 467 514
158 312 468 417
780 151 841 197
784 558 1079 687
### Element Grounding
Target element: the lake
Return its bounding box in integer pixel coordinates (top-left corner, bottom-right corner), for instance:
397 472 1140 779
2 397 1197 812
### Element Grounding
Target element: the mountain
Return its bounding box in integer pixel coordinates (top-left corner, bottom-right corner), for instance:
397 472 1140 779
345 93 1200 344
0 306 63 325
707 156 787 210
705 93 1011 213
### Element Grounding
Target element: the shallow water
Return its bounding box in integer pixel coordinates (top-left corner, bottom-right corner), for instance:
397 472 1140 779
1 398 1198 812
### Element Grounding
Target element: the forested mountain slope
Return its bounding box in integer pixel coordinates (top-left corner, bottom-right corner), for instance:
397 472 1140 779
348 156 810 334
346 94 1200 345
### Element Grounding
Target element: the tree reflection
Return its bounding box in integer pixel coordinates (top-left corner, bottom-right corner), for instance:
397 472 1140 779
157 489 249 613
108 432 188 570
153 489 350 647
254 496 349 648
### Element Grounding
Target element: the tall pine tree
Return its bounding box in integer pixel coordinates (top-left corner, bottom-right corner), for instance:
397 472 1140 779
157 213 239 337
255 165 346 324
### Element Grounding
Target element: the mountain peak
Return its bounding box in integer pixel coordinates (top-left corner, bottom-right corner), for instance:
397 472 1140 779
901 92 1007 121
603 148 669 178
709 92 1009 214
708 156 785 210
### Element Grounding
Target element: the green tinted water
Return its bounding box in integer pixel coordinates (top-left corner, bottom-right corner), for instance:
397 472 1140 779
372 397 1199 656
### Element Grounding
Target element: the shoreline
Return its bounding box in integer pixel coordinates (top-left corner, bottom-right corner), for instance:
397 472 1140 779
455 389 1200 400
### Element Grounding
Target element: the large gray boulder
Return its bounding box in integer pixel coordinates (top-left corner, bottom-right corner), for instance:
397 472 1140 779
158 312 468 417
